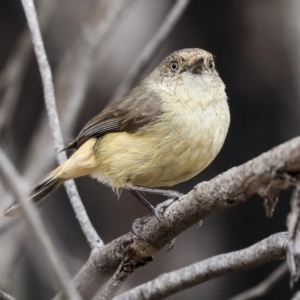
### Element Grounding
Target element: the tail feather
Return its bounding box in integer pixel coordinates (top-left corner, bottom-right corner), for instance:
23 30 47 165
2 138 97 217
30 177 61 204
2 170 62 217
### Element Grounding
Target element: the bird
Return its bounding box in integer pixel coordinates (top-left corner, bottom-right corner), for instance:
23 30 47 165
3 48 230 218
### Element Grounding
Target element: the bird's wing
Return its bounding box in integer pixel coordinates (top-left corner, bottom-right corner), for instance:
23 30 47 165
63 84 163 151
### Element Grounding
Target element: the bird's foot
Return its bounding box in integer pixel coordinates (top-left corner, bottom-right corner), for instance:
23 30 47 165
129 189 163 222
130 185 183 200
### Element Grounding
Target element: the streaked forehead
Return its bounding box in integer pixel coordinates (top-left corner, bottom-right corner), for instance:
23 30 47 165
167 48 213 62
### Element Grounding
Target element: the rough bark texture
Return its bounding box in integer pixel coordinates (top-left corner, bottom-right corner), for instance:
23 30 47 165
116 232 287 300
53 135 300 299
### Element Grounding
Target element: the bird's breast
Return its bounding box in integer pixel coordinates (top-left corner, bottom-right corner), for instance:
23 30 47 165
150 98 230 182
92 97 230 188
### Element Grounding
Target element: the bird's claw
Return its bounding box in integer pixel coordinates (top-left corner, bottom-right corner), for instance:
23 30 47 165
167 190 183 200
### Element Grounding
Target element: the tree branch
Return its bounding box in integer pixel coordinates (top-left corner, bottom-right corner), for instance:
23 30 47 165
109 0 190 105
97 262 132 300
0 290 16 300
115 233 287 300
227 262 288 300
97 247 152 300
0 148 81 300
0 0 55 136
20 0 103 249
292 290 300 300
287 181 300 286
54 136 300 299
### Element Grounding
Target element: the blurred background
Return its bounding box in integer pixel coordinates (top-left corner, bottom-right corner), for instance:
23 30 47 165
0 0 299 299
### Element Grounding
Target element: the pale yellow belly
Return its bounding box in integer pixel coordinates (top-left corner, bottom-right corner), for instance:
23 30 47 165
91 110 229 189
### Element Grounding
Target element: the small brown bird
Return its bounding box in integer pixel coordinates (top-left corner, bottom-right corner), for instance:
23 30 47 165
3 48 230 217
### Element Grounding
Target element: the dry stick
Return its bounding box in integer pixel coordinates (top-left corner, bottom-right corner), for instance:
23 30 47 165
108 0 190 105
287 182 300 286
0 0 55 135
292 290 300 300
0 290 16 300
0 149 82 300
98 261 133 300
20 0 103 249
115 233 288 300
23 0 137 182
228 262 288 300
53 136 300 299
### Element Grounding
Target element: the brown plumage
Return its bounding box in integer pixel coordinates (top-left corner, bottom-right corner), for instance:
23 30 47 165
64 87 163 151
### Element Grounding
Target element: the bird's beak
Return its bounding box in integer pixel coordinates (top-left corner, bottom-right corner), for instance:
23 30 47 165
188 57 205 73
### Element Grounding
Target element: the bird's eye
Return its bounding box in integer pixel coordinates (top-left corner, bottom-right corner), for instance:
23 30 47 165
170 61 178 72
209 60 215 70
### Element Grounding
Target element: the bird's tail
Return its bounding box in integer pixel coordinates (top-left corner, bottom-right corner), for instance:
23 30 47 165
3 165 65 217
2 138 98 217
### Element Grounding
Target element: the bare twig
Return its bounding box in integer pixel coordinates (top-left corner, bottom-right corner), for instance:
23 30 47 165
98 264 132 300
0 290 16 300
292 290 300 300
23 0 137 182
115 233 287 300
0 148 81 300
287 182 300 286
97 246 150 300
109 0 190 104
0 0 55 136
20 0 103 249
228 263 288 300
54 136 300 299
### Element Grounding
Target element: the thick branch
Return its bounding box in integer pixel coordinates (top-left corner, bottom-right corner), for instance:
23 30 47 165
20 0 103 249
54 136 300 299
0 149 81 299
116 233 287 300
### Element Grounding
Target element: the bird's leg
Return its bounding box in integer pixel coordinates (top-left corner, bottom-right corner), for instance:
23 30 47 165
130 185 183 200
129 188 177 250
129 190 162 221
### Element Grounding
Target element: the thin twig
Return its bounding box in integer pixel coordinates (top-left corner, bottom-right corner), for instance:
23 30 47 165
108 0 190 104
23 0 137 182
287 182 300 286
0 148 81 300
292 290 300 300
115 233 287 300
0 0 55 136
20 0 103 249
98 262 132 300
97 246 148 300
228 263 288 300
0 290 16 300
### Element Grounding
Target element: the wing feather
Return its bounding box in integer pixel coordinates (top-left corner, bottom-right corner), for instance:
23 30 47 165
64 84 163 151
